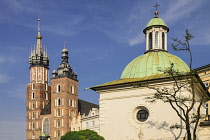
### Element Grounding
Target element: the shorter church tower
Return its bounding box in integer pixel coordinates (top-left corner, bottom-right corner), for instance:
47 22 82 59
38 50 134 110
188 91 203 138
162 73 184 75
26 19 51 140
50 43 78 139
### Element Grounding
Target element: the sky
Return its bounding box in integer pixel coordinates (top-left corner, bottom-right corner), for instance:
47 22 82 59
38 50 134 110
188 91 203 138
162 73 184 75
0 0 210 139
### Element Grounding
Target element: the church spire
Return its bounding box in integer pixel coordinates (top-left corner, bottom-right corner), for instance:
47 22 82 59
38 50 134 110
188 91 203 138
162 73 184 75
29 19 49 68
36 19 43 56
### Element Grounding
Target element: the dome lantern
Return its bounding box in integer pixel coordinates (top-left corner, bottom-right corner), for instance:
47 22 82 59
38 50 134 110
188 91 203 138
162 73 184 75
143 4 169 53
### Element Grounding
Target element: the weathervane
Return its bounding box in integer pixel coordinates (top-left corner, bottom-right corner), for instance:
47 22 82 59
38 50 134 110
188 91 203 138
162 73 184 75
153 3 160 17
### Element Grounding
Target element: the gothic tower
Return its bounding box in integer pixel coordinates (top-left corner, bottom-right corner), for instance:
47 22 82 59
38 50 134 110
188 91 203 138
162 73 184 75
26 19 51 140
50 43 78 139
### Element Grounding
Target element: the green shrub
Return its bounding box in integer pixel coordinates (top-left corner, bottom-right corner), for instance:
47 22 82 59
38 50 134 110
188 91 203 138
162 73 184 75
61 129 105 140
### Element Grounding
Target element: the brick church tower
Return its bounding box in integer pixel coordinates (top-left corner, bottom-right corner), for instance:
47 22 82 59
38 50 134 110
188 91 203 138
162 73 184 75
26 19 51 139
50 43 78 138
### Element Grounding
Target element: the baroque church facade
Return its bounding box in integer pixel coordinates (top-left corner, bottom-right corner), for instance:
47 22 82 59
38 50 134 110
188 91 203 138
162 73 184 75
26 19 98 140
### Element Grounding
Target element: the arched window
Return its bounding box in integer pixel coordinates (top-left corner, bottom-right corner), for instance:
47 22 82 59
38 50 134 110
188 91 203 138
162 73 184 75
162 32 165 49
57 85 61 92
32 112 36 119
58 99 61 106
57 119 60 128
155 31 159 48
149 32 152 50
32 102 35 109
32 121 36 130
58 130 60 137
43 118 50 135
57 108 61 117
32 92 34 99
32 83 35 90
45 93 48 100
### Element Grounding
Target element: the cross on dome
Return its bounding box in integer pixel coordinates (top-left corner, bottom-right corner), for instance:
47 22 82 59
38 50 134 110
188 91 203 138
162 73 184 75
153 3 160 17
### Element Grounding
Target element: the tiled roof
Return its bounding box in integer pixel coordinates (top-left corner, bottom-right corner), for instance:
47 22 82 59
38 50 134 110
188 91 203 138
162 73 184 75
78 99 99 116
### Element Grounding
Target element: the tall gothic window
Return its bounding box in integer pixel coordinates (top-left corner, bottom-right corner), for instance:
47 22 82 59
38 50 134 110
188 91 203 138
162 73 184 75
57 85 61 92
32 121 36 130
32 92 35 99
32 83 35 90
149 32 152 50
58 99 61 106
162 32 165 49
43 118 50 135
57 119 60 128
58 130 60 137
57 109 61 117
155 31 159 48
32 102 35 109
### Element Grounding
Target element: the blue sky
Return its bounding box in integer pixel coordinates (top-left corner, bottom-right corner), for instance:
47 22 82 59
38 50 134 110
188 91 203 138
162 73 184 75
0 0 210 139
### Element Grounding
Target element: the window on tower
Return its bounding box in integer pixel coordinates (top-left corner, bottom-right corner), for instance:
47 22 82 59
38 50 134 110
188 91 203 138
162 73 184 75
162 32 165 49
32 121 36 130
70 86 74 94
155 31 159 48
32 112 36 119
57 119 60 128
58 130 60 137
57 108 61 117
32 83 35 90
57 85 61 92
149 32 152 50
45 92 48 100
32 92 35 99
58 99 61 106
32 102 35 109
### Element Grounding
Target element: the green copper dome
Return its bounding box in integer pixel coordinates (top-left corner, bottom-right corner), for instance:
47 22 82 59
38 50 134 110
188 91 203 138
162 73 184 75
121 51 189 79
146 17 167 28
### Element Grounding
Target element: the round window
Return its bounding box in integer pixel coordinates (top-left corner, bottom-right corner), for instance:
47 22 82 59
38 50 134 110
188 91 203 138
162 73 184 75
136 109 149 122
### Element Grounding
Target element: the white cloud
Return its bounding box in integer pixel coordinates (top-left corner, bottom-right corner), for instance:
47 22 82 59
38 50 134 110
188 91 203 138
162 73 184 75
129 34 144 46
163 0 205 25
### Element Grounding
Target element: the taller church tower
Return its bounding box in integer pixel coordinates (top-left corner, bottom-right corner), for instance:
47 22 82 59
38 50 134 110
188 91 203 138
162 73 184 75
26 19 51 139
